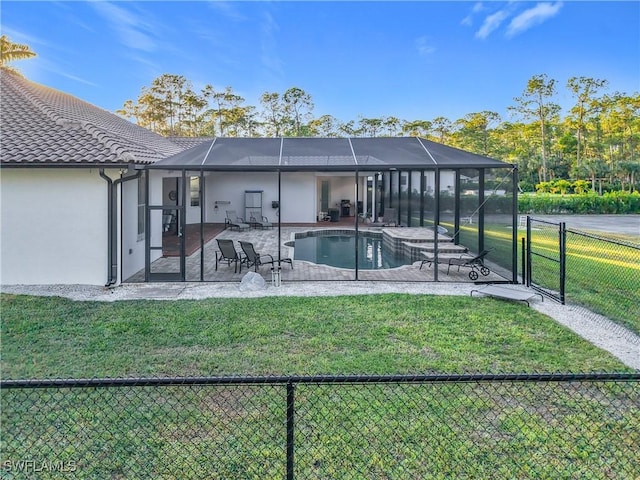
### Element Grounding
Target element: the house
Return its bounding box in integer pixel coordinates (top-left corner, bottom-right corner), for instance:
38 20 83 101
0 69 199 285
1 70 518 285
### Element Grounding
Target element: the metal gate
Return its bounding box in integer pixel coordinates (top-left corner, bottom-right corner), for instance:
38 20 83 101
526 216 565 304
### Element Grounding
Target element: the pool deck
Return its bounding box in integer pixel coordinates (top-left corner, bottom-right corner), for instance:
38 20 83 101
127 226 507 283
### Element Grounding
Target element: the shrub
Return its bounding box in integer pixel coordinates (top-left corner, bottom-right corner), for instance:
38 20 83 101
518 191 640 214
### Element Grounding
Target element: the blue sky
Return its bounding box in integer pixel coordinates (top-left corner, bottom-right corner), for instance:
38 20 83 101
3 1 639 124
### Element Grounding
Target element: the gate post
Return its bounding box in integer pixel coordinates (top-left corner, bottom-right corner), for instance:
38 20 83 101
559 222 566 305
526 216 532 287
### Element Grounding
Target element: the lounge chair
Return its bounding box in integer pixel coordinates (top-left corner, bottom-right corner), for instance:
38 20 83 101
239 241 293 272
215 239 241 273
248 210 273 229
447 249 492 280
419 252 460 270
369 208 398 227
225 210 250 231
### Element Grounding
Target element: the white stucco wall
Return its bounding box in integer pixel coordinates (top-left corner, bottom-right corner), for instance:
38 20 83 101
150 170 372 226
280 173 317 222
0 168 112 285
203 172 318 223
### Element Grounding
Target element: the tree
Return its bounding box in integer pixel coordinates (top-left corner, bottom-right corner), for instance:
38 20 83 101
358 117 384 137
509 74 561 182
338 120 357 137
149 74 189 136
260 92 286 137
567 76 608 168
115 99 142 125
307 115 340 137
383 116 401 136
203 86 248 137
430 117 453 144
0 35 36 76
282 87 314 136
182 88 208 137
401 120 432 137
454 111 500 155
599 93 640 167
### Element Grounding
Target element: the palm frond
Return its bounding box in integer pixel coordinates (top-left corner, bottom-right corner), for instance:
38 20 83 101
0 35 37 66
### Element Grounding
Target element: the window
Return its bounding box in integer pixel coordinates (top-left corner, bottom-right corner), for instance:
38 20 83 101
137 175 145 240
190 176 200 207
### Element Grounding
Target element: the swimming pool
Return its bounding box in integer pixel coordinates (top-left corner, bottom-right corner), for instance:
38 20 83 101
289 231 409 270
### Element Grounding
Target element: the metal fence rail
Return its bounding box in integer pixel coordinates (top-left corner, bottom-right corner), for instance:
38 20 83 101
2 373 639 479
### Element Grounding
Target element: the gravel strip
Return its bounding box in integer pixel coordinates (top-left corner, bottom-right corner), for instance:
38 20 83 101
2 282 638 370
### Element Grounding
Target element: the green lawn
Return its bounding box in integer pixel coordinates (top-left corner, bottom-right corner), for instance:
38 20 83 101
459 221 640 335
0 293 630 378
2 294 637 479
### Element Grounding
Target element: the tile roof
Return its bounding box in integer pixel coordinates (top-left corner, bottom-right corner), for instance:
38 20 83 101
167 136 215 150
0 70 184 165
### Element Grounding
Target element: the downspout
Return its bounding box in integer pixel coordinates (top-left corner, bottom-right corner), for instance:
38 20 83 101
99 169 115 286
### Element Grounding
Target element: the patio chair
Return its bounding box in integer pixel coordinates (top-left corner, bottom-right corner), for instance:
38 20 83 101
225 210 250 231
248 210 273 229
369 208 398 227
447 249 492 280
419 252 460 270
215 239 241 273
239 241 293 272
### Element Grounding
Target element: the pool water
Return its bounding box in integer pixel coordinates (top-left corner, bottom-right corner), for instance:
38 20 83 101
292 233 409 269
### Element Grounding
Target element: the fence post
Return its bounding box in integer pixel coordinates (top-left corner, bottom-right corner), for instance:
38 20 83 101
526 216 532 287
286 381 295 480
521 237 526 285
559 222 566 305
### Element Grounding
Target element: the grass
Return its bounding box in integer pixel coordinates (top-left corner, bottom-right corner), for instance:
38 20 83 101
2 294 637 478
0 293 630 378
453 220 640 335
520 226 639 335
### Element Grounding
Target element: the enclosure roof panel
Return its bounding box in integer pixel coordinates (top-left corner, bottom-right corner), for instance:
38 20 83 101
280 137 355 167
150 136 511 170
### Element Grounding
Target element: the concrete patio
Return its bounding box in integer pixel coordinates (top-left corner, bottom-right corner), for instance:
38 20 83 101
127 225 508 284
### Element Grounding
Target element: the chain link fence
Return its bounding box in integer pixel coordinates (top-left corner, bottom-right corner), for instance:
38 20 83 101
526 217 640 338
526 218 565 302
2 374 639 479
564 228 640 336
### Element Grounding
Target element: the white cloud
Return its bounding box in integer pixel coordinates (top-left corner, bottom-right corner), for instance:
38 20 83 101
260 11 283 82
416 36 436 56
506 2 563 38
475 9 511 39
56 71 99 87
206 0 247 21
90 2 157 52
1 26 47 48
461 2 484 26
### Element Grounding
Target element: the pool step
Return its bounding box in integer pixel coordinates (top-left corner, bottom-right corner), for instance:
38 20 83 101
402 241 468 262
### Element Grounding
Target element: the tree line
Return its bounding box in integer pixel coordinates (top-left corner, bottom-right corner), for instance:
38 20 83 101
117 73 639 193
